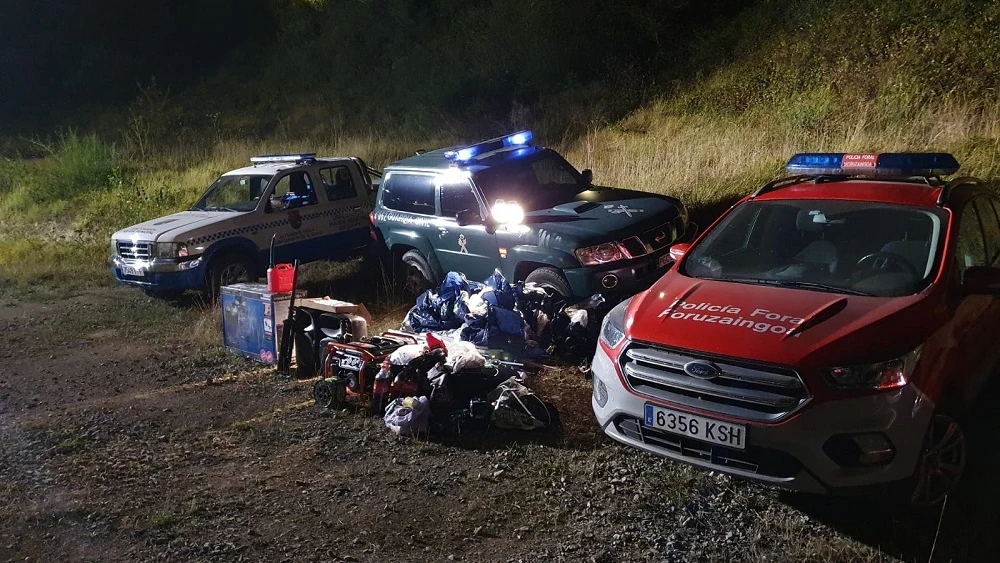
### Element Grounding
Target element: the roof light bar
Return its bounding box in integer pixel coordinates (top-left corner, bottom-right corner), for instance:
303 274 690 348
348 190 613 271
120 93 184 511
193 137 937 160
786 153 960 177
444 130 534 162
250 153 317 164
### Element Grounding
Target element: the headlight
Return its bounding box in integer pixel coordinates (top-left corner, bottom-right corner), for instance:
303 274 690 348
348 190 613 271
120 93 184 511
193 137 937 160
599 297 631 349
575 242 626 266
822 346 922 390
153 242 190 259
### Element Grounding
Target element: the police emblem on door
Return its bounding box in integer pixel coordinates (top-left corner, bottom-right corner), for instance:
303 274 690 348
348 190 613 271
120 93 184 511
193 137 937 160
458 234 469 253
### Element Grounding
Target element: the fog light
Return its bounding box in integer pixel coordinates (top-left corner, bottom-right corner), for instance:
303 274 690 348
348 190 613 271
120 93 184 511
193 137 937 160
823 433 895 467
593 376 609 408
601 274 618 289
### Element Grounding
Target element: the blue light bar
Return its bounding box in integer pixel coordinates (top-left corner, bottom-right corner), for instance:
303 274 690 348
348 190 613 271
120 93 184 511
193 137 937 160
250 153 316 164
444 130 534 162
786 152 960 177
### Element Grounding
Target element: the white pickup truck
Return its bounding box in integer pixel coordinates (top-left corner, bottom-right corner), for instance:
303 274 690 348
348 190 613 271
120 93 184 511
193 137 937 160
110 154 378 295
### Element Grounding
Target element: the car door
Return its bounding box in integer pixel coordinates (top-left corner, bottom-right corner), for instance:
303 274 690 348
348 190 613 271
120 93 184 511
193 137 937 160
257 170 324 265
433 178 500 281
316 163 372 257
932 196 1000 407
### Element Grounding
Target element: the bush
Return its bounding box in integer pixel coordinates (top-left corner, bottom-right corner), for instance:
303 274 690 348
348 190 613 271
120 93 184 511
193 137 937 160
43 131 117 204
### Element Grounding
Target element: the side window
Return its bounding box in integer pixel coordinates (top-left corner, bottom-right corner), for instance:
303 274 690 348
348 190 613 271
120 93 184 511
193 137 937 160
380 173 436 215
319 166 358 202
955 202 987 280
976 197 1000 266
439 182 480 218
272 171 317 209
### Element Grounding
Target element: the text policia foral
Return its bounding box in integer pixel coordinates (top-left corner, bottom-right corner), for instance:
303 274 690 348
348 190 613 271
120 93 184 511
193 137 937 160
658 301 805 336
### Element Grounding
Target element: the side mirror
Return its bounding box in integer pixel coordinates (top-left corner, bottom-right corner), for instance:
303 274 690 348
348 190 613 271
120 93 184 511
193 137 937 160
456 209 483 227
669 242 691 262
963 266 1000 295
581 169 594 186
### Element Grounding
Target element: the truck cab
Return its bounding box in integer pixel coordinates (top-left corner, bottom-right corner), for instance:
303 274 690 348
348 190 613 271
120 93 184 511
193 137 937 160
111 154 378 295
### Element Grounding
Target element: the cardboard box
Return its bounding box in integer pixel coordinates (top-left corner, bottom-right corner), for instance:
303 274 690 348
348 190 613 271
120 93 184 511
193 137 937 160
221 283 305 364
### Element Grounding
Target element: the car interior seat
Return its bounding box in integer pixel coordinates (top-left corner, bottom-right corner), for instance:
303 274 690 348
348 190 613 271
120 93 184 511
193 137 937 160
793 210 838 273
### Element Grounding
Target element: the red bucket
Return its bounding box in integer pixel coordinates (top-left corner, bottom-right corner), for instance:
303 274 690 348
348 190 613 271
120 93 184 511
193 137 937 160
267 263 294 293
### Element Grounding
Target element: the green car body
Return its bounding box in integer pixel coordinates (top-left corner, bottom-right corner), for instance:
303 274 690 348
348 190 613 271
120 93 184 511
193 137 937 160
371 132 696 297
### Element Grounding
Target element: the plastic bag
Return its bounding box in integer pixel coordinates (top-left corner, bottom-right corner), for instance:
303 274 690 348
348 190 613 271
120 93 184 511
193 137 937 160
445 340 486 373
384 396 430 435
390 344 427 366
487 377 557 430
483 269 516 309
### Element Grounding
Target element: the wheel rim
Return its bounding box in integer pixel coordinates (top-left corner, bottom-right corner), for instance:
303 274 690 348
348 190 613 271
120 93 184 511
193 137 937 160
911 414 966 506
314 381 333 408
403 264 430 295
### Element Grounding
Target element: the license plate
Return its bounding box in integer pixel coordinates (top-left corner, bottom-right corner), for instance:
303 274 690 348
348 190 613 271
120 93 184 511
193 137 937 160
121 265 144 277
644 404 746 450
339 355 364 371
657 253 672 269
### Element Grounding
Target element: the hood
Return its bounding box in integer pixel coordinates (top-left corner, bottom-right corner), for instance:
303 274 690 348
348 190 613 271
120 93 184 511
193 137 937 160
523 188 680 246
627 272 933 369
112 210 240 242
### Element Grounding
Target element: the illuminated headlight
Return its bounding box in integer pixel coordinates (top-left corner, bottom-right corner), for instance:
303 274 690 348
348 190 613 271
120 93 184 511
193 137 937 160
491 200 525 225
599 297 630 349
575 242 626 266
153 242 191 259
823 346 922 390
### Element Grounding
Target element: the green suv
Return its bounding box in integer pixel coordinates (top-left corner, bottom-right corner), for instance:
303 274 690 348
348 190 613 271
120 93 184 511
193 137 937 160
371 131 695 297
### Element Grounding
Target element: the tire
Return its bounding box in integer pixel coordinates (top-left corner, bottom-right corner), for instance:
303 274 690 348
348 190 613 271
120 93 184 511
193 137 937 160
525 267 573 298
397 249 436 297
208 252 255 298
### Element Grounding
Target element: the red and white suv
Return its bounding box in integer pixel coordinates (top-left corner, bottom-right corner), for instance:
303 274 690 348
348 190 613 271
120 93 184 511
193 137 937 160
591 153 1000 505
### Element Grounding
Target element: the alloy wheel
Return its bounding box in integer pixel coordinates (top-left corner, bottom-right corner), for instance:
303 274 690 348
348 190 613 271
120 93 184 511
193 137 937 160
910 414 966 506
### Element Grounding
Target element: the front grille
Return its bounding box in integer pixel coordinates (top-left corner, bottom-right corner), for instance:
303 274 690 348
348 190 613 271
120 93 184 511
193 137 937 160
620 221 676 258
117 240 151 260
614 416 801 478
620 343 809 422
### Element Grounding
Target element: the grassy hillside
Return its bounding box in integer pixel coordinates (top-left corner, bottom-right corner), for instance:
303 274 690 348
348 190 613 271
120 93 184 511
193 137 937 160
1 0 998 288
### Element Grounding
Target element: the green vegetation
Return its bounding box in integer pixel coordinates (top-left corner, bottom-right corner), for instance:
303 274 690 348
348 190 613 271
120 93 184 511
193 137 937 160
1 0 998 287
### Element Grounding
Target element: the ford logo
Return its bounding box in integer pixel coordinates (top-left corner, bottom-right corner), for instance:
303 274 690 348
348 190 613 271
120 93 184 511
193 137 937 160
683 360 721 380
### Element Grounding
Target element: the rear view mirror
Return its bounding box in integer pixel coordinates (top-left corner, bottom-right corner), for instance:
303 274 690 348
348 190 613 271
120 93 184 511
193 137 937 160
456 209 483 227
581 169 594 185
964 266 1000 295
669 242 691 262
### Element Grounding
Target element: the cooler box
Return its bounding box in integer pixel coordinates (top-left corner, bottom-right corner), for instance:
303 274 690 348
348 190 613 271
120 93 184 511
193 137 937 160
221 283 305 364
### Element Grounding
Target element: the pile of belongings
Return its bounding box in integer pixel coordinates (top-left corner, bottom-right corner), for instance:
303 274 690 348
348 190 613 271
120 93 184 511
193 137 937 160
381 332 559 436
402 270 613 362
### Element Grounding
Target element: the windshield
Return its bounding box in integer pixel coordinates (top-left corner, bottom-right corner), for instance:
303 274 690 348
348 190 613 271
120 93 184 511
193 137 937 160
473 150 584 211
192 174 272 212
683 200 946 297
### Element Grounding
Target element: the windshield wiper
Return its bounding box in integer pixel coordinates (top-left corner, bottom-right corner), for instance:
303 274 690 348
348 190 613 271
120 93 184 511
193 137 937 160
203 206 239 212
723 277 874 296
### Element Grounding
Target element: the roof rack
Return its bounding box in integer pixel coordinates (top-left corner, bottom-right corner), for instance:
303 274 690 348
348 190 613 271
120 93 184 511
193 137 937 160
250 153 316 165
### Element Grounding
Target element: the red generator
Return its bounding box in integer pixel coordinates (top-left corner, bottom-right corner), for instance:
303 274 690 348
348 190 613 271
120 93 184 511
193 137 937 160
313 330 419 410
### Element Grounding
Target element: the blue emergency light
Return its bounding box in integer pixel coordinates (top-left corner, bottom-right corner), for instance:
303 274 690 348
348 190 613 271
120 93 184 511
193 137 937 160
786 152 960 177
250 153 317 164
444 130 534 162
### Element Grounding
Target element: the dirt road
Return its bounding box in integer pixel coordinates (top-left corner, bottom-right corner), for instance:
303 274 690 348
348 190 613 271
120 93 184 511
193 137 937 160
0 285 987 562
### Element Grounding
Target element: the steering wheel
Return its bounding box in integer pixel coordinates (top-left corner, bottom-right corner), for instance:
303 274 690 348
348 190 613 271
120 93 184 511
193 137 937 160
854 252 919 279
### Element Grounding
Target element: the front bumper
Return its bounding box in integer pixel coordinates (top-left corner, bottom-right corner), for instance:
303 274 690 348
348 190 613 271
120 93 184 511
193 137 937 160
111 255 206 291
590 343 934 494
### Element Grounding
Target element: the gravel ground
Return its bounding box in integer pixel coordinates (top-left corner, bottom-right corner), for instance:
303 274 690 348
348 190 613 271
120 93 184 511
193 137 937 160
0 285 991 562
